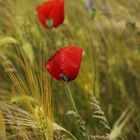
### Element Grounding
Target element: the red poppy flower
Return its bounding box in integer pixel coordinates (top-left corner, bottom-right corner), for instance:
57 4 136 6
36 0 64 29
45 46 83 81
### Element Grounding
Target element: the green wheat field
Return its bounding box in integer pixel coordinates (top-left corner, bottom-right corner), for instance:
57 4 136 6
0 0 140 139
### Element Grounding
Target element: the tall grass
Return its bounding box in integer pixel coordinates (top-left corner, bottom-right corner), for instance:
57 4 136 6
0 0 140 139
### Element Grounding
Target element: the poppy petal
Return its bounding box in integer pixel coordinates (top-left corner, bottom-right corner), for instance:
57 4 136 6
49 1 64 27
60 46 83 80
46 49 63 80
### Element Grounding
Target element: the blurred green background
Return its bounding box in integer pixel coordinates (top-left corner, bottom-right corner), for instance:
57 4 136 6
0 0 140 140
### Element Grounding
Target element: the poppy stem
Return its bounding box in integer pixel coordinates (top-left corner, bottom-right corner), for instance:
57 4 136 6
65 83 91 140
65 83 79 114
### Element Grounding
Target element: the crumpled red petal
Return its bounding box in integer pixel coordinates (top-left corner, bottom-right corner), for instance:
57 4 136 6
36 0 64 29
48 1 64 27
46 46 83 81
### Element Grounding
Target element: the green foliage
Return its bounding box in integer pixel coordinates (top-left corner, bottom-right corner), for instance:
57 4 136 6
0 0 140 140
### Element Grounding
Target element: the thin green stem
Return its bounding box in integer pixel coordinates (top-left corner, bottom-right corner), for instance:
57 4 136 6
65 83 91 140
65 83 79 115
